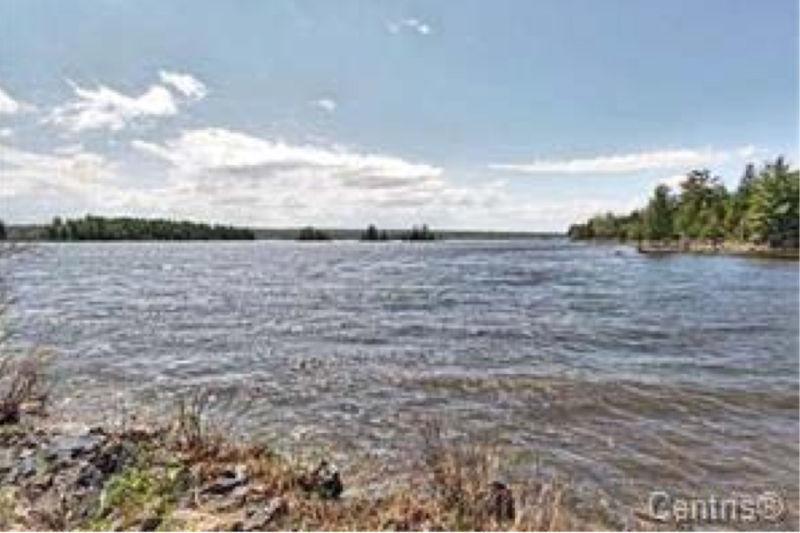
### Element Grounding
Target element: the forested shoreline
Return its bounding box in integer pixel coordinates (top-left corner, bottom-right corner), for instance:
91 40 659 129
41 216 256 241
568 157 799 250
0 219 457 242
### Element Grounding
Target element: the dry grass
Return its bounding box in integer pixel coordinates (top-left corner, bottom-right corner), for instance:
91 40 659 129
154 402 593 530
0 349 52 425
1 381 605 531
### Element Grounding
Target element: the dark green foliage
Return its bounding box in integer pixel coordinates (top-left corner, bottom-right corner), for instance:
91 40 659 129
403 224 436 241
0 220 6 241
568 158 799 249
567 211 643 241
361 224 389 241
643 185 676 241
673 170 728 239
745 157 799 247
43 215 255 241
297 226 331 241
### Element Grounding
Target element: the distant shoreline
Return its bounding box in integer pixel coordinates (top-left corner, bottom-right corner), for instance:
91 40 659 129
4 223 561 242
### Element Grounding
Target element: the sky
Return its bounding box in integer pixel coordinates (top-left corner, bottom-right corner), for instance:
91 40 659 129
1 0 798 231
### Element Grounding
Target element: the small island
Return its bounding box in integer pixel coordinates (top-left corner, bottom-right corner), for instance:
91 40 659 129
402 224 437 241
568 157 799 257
41 216 256 241
360 224 389 241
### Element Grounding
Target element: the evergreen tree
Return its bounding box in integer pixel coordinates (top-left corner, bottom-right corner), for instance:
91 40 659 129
567 158 798 250
746 158 799 246
643 185 675 240
43 216 255 241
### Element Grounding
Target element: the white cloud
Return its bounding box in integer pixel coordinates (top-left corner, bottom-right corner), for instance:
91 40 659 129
46 71 207 132
132 128 443 189
0 141 117 198
659 173 687 191
46 80 178 132
387 18 432 35
0 85 34 115
489 146 757 174
159 70 207 100
0 128 12 138
1 129 643 231
311 98 337 113
123 127 531 227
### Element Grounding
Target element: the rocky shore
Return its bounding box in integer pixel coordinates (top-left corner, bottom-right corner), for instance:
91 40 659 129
635 239 799 259
0 411 603 531
1 422 301 531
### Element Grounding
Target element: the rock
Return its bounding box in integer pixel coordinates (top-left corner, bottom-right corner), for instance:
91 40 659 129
136 514 162 531
170 509 241 531
300 460 343 500
29 471 54 491
48 433 104 461
0 404 20 425
202 464 248 495
228 483 250 503
0 448 15 475
111 516 126 531
92 440 136 475
14 455 37 480
484 481 515 522
214 517 243 531
207 484 250 512
242 497 286 530
74 461 104 490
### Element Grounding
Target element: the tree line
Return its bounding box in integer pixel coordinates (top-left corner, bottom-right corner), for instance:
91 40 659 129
43 216 255 241
297 224 437 241
297 226 332 241
359 224 436 241
568 157 799 248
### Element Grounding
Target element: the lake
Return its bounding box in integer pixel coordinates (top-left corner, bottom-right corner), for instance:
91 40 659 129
5 239 799 524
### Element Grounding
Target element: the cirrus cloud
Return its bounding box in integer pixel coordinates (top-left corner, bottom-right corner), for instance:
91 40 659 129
387 18 432 35
489 146 757 174
159 70 207 100
311 98 337 113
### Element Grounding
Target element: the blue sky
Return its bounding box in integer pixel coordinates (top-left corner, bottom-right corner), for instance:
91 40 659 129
1 0 797 230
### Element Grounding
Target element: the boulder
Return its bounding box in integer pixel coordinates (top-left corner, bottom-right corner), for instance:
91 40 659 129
484 481 515 522
242 497 286 530
300 460 343 500
202 464 248 495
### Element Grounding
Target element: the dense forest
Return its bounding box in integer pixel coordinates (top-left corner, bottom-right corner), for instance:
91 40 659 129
361 224 390 241
297 224 437 241
296 226 332 241
403 224 437 241
568 157 799 248
42 216 255 241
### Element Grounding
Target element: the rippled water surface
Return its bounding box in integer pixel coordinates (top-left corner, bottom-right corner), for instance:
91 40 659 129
6 239 799 520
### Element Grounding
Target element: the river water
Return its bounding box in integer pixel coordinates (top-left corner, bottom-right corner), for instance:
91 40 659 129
5 239 798 524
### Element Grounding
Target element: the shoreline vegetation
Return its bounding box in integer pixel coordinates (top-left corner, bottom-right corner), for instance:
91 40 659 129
0 357 611 531
0 218 548 243
567 157 800 259
284 224 437 242
38 216 256 241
